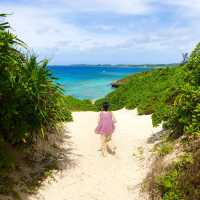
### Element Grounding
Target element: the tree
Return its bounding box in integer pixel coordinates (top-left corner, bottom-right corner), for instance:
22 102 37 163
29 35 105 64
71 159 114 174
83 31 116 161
181 52 189 64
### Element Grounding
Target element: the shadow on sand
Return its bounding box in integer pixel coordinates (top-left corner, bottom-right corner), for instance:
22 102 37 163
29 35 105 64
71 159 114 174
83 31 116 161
147 129 165 144
0 126 80 200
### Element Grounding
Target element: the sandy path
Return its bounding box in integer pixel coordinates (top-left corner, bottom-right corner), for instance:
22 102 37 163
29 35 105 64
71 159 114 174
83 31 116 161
30 109 162 200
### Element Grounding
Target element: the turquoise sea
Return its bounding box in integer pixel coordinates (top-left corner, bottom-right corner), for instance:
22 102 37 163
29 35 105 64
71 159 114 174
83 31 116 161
48 65 152 100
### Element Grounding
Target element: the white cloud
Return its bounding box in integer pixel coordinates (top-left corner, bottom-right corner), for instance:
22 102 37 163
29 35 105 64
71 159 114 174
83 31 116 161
162 0 200 18
0 0 200 64
90 0 153 15
164 0 200 9
30 0 154 15
1 5 88 49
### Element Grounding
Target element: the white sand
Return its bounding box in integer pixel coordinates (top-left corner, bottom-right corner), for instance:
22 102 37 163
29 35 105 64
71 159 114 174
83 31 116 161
30 109 162 200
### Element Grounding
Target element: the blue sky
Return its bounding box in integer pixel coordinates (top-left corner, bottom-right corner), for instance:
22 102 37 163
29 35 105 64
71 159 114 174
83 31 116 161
1 0 200 64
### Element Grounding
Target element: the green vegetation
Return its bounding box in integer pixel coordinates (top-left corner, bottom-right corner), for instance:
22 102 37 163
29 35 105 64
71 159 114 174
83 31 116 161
64 96 97 111
146 138 200 200
0 14 72 144
96 42 200 138
154 142 174 157
96 43 200 199
142 42 200 199
160 44 200 137
95 66 184 115
0 14 72 198
1 11 200 199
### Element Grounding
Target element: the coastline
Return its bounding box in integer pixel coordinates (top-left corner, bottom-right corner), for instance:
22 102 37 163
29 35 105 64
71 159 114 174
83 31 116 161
1 9 200 200
49 65 152 100
49 63 177 68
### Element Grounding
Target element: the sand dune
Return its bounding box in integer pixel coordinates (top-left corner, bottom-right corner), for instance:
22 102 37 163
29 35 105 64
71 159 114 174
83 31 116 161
30 109 162 200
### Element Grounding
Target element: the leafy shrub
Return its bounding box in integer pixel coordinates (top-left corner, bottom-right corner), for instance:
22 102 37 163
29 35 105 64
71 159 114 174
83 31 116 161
154 152 198 200
95 67 184 115
143 43 200 200
64 96 97 111
156 169 182 200
146 138 200 200
160 43 200 137
162 84 200 137
154 142 173 157
0 14 72 144
0 14 73 197
98 42 200 139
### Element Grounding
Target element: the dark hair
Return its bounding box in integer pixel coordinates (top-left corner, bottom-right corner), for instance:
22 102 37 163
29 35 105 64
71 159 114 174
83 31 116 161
102 102 109 111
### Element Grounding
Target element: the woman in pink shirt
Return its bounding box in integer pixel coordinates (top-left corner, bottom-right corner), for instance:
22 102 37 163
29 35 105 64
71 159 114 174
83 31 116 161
95 102 116 157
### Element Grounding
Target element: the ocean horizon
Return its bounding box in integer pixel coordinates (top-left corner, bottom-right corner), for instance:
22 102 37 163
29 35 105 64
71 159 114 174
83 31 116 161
48 65 152 100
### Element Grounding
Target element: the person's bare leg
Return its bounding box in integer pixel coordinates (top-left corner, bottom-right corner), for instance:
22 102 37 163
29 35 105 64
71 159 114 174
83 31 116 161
106 135 116 154
101 135 107 157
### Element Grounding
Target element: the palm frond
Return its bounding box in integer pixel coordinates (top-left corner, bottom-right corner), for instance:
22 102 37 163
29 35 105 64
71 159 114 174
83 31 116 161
0 14 10 30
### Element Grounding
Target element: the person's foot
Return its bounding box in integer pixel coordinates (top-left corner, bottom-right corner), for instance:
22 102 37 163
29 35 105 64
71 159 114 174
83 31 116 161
111 149 116 155
111 146 117 155
106 146 116 155
102 152 107 157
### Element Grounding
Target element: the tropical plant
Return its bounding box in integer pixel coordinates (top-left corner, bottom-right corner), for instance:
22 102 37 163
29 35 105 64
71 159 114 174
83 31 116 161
0 14 72 145
160 43 200 137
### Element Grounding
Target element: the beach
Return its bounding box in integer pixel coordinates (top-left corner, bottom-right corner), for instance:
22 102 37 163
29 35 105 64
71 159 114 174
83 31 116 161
30 109 162 200
1 3 200 199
